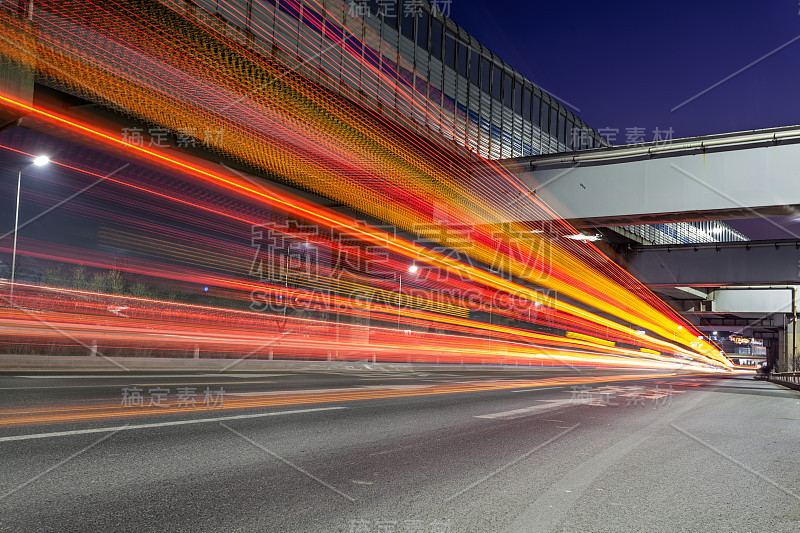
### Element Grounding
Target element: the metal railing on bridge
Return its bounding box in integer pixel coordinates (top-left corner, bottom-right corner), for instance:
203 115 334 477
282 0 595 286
769 372 800 391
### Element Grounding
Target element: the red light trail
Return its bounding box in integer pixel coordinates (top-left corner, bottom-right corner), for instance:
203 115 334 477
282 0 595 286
0 1 732 370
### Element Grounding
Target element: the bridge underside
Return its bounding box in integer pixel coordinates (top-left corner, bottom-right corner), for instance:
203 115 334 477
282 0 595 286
496 129 800 369
624 241 800 368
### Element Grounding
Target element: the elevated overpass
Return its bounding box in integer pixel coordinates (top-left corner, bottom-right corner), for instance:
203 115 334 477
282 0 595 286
503 132 800 370
502 126 800 226
624 240 798 370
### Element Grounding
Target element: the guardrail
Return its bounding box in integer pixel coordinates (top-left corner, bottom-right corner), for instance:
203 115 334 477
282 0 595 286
769 372 800 391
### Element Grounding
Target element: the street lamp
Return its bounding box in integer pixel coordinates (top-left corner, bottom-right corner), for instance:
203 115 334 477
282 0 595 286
398 264 418 330
9 155 50 303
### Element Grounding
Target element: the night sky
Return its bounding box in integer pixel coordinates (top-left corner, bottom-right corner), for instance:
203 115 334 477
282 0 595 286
448 0 800 239
448 0 800 141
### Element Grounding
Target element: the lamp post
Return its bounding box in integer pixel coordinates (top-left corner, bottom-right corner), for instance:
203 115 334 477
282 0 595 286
9 155 49 303
397 264 417 330
282 243 289 318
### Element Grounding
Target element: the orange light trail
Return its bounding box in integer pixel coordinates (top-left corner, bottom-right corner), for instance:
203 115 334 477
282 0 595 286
0 372 707 429
0 1 733 370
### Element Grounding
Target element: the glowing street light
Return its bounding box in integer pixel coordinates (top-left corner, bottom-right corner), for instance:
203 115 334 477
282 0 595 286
398 264 418 330
10 155 50 302
564 233 602 242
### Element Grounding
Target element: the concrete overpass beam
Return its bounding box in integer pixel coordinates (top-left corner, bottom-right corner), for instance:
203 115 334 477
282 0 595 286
708 288 796 314
627 241 800 286
501 128 800 225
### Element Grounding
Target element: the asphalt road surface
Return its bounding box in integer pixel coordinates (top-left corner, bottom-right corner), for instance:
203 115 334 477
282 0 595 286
0 367 798 532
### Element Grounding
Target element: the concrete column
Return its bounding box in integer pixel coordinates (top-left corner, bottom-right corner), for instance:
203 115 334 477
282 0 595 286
790 316 798 372
778 327 789 373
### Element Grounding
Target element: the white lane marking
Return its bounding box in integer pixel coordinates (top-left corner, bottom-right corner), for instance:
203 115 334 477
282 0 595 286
0 385 123 390
510 386 565 393
228 388 357 397
369 444 416 457
16 374 291 379
0 381 275 391
475 399 576 420
0 406 347 443
359 384 432 390
228 384 434 397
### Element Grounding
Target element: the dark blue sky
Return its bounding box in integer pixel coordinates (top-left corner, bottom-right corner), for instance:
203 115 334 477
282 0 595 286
449 0 800 141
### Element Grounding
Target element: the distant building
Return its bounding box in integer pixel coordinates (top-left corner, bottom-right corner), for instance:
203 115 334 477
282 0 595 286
186 0 606 159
